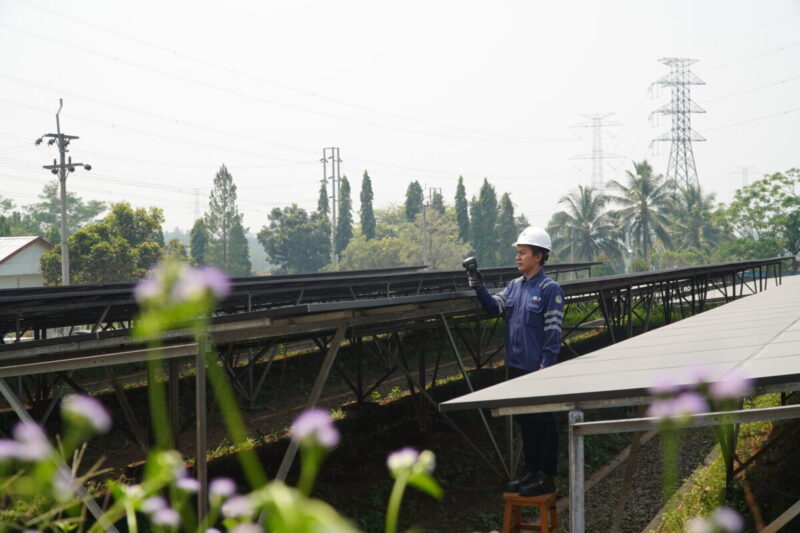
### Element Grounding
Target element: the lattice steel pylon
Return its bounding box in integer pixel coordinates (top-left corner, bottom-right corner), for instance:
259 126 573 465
570 113 623 190
650 57 706 190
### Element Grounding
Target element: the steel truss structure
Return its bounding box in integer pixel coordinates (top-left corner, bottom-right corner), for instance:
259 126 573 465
0 257 786 522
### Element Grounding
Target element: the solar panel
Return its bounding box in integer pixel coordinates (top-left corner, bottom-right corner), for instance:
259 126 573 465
440 274 800 414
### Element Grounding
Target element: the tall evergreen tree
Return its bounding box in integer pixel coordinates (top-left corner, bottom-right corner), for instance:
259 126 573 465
335 176 353 256
360 170 376 240
404 181 424 222
497 193 517 265
317 179 329 216
477 179 499 266
189 218 209 265
431 189 445 214
204 164 244 273
228 220 252 276
455 176 470 243
468 195 480 253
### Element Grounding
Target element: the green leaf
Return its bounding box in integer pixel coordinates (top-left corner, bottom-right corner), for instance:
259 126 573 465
407 472 443 499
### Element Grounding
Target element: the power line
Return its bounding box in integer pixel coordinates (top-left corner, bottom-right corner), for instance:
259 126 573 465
704 106 800 131
6 0 575 143
0 22 573 144
0 73 314 156
701 74 800 104
705 39 800 72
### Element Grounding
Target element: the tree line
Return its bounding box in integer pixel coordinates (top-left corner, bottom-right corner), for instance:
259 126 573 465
2 162 796 285
546 161 800 274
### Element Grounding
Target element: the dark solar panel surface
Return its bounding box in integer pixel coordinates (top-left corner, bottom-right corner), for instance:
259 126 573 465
441 274 800 412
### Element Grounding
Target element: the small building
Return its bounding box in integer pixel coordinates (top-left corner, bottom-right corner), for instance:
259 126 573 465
0 236 53 289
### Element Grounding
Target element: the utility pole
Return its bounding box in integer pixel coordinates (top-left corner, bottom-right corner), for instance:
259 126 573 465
650 57 706 190
570 113 623 190
35 99 91 286
321 147 342 267
420 187 442 270
193 188 201 221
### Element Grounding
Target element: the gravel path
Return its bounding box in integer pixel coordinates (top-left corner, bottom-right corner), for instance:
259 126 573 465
559 426 718 533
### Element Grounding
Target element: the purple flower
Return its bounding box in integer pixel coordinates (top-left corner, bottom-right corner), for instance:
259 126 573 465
647 393 709 421
134 277 162 303
176 476 200 492
649 373 679 396
221 495 254 518
209 477 236 498
197 266 231 300
205 529 222 533
387 447 419 474
291 408 340 449
152 507 181 527
712 506 744 532
0 439 21 461
172 266 231 303
13 421 50 461
671 392 709 417
709 370 753 400
140 495 167 514
62 394 112 433
646 399 674 420
685 364 711 386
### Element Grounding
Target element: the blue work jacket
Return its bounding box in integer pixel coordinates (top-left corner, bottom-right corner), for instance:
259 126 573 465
475 270 564 371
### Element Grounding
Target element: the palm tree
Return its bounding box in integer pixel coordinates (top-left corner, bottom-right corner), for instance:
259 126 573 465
667 185 722 250
607 161 673 263
547 185 624 264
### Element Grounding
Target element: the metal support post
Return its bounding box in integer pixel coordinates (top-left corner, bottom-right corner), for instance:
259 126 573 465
168 359 180 448
569 409 585 533
196 349 208 520
276 326 347 481
440 314 511 478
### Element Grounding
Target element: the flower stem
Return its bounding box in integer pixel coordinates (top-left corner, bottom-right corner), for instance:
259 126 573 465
661 427 678 502
385 474 408 533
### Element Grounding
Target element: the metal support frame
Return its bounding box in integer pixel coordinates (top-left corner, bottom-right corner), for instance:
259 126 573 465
275 326 346 481
0 378 119 532
569 409 585 533
566 404 800 532
440 314 511 479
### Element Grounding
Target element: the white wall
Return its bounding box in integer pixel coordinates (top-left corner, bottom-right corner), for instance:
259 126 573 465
0 241 50 288
0 273 46 289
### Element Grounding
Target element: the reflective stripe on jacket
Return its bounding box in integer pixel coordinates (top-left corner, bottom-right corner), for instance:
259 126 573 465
475 270 564 371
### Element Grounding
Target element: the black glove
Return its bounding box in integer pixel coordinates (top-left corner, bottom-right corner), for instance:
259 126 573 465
467 269 484 289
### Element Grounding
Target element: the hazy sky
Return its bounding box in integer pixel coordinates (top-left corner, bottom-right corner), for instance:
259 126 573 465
1 0 798 234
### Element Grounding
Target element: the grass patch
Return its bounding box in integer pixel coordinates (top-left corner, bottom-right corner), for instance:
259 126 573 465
647 393 783 532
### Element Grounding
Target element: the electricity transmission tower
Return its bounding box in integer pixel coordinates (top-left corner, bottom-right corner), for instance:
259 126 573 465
420 187 442 268
35 99 92 286
570 113 623 189
650 57 706 190
320 147 342 266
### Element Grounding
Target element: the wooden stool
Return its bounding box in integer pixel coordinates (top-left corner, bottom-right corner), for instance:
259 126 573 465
502 491 559 533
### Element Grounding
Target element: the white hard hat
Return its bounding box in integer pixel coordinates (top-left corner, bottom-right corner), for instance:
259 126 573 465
512 226 552 251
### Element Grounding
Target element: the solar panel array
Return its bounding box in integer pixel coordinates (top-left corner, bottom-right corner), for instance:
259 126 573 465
441 274 800 413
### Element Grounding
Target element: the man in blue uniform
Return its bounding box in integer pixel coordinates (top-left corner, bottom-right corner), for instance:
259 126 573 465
467 226 564 496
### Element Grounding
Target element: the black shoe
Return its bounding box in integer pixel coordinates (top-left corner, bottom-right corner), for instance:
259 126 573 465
506 470 544 492
519 473 555 497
